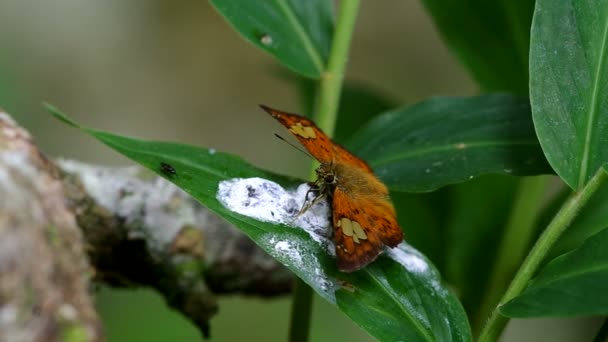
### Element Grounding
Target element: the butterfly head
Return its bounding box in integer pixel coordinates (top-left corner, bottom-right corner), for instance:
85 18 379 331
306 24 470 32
316 163 338 188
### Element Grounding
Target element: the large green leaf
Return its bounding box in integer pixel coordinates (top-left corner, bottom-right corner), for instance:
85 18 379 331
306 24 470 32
347 94 553 192
501 227 608 317
49 106 471 341
210 0 333 78
530 0 608 189
421 0 535 93
336 246 471 341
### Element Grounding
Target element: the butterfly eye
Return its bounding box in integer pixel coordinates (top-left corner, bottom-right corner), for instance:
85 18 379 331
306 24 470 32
324 174 335 184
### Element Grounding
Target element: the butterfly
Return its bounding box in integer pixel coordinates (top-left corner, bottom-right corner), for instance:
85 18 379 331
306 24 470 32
260 105 403 272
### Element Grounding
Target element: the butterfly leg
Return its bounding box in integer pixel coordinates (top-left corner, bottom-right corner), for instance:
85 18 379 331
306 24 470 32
288 185 326 222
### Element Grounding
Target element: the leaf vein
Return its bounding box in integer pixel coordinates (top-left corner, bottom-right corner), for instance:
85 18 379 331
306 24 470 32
275 0 325 74
370 140 540 166
578 6 608 188
364 269 434 341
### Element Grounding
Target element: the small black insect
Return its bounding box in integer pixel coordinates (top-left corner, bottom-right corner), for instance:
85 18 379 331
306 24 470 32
160 162 176 176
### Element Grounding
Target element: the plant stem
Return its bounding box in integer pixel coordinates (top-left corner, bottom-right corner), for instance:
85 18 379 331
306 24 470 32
473 176 548 333
289 278 314 342
478 168 608 341
288 2 360 342
312 0 361 136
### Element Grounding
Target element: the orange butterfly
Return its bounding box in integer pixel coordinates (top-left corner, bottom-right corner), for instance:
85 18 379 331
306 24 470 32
260 105 403 272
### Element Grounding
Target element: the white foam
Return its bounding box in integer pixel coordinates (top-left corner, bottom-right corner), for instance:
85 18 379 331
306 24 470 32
217 177 446 302
386 243 429 274
217 177 337 301
217 177 333 253
273 240 302 265
263 234 336 302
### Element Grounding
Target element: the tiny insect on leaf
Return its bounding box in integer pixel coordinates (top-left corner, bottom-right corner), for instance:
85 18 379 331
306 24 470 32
160 162 176 176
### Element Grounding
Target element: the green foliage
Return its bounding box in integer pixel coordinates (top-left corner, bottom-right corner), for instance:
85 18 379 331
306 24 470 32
421 0 535 93
441 176 518 317
49 104 472 342
550 180 608 259
336 254 471 342
530 0 608 190
502 226 608 317
49 0 608 341
347 94 551 192
210 0 333 78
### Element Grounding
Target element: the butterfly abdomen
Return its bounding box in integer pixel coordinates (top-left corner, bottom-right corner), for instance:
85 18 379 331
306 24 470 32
333 163 389 196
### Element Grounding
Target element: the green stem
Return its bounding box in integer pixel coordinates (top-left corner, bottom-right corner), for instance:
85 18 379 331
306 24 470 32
478 168 608 341
312 0 361 136
289 278 314 342
288 2 360 342
473 176 548 333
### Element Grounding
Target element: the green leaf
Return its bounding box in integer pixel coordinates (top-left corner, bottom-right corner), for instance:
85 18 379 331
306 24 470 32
49 106 472 342
347 94 553 192
421 0 535 93
210 0 333 78
336 246 471 342
530 0 608 190
501 227 608 317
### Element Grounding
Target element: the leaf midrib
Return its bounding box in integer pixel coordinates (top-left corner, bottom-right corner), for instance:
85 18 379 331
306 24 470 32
369 139 539 167
365 269 434 341
93 131 230 180
578 7 608 189
532 262 608 289
275 0 325 75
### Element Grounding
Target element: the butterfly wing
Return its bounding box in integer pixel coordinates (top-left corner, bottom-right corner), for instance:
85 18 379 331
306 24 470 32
260 105 372 172
332 186 403 272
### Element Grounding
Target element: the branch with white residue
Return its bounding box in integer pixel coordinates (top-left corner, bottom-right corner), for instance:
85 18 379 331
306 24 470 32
0 109 293 340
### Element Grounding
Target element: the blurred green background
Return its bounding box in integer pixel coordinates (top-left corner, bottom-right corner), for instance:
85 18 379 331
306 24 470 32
1 1 599 341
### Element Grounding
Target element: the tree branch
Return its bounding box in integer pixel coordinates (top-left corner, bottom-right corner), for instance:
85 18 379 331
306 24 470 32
0 109 293 339
0 111 101 341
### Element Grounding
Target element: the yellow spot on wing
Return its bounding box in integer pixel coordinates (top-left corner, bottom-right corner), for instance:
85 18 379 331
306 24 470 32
340 218 353 236
289 122 316 139
339 218 366 244
352 221 367 240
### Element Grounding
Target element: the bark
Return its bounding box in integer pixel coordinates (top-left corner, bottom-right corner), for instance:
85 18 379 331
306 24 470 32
0 111 101 341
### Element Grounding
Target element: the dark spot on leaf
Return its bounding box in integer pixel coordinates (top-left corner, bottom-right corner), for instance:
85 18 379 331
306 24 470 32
160 162 176 176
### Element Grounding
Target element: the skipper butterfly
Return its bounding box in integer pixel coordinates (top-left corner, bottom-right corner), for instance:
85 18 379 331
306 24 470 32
260 105 403 272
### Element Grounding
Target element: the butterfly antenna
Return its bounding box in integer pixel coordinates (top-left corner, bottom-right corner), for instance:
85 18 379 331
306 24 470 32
273 133 314 159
